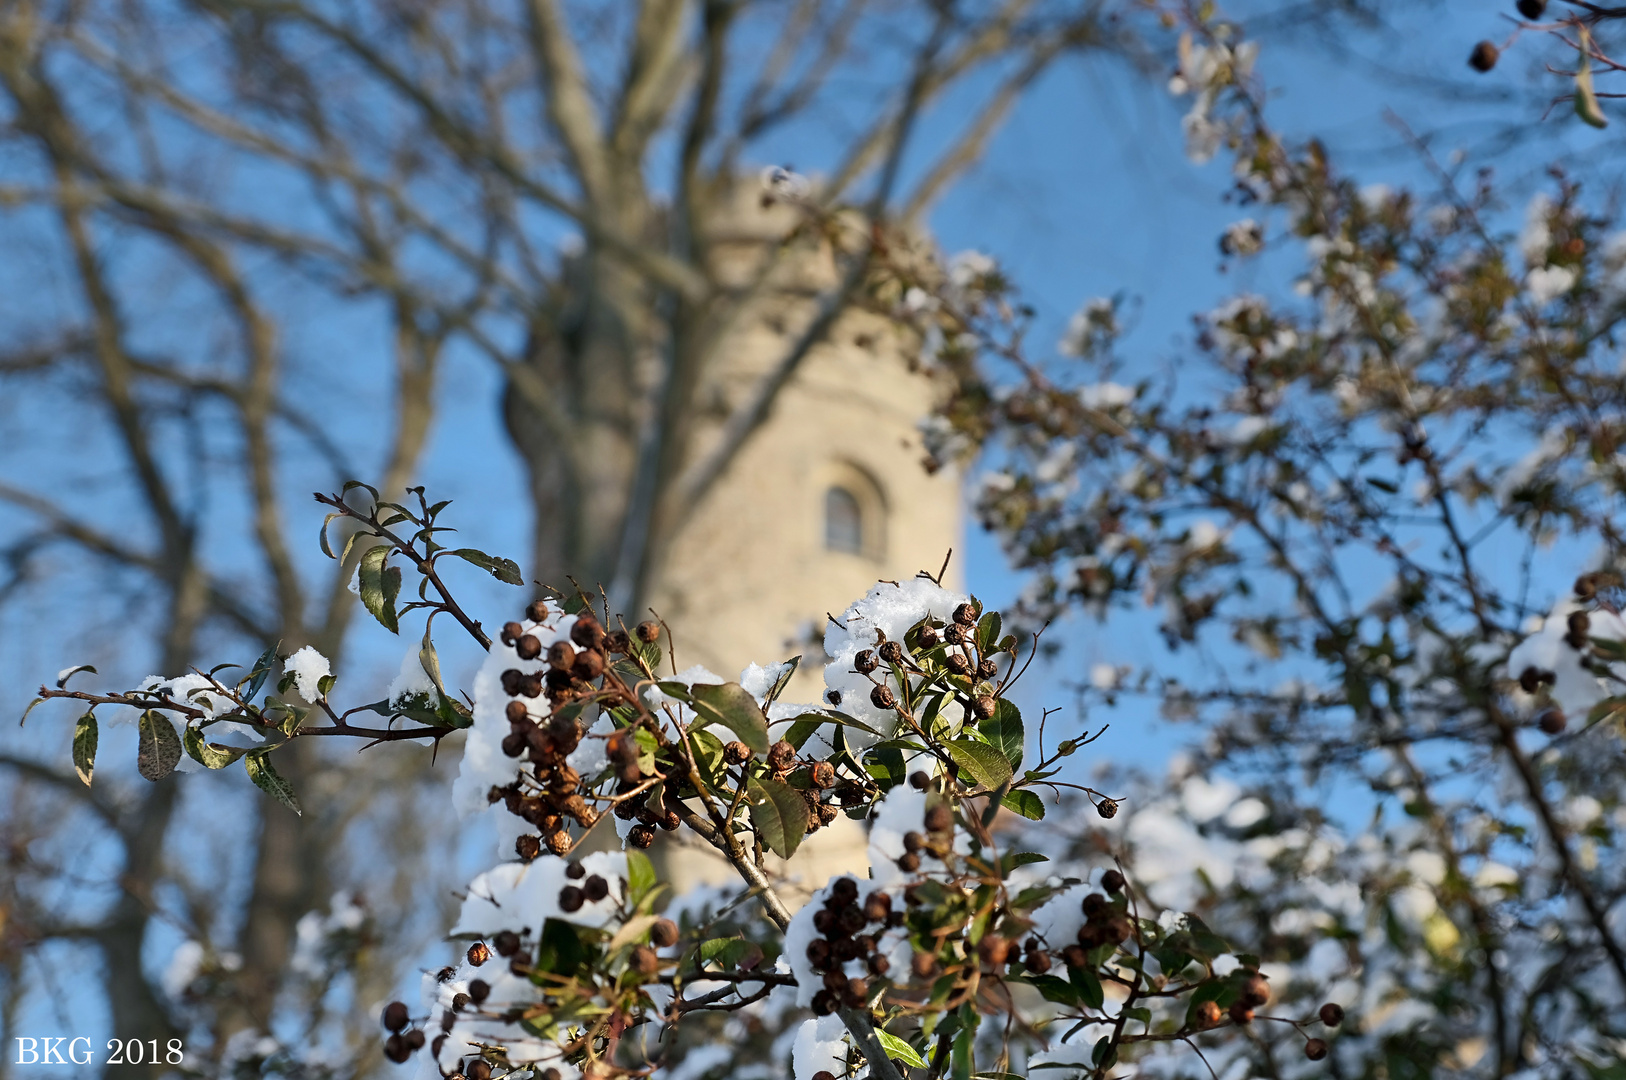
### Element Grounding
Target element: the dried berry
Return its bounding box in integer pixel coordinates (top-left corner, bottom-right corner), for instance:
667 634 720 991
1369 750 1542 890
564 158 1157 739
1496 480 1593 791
1468 40 1498 71
515 834 541 861
976 658 999 680
973 695 997 719
452 992 470 1011
879 640 905 664
724 740 753 765
896 852 921 872
944 623 966 644
810 761 836 788
651 918 679 948
573 649 605 680
812 1072 837 1080
1097 799 1119 819
826 689 843 706
1539 708 1566 735
558 886 584 913
864 891 892 922
1024 950 1052 974
545 829 573 856
868 955 890 976
466 942 491 967
384 1033 411 1063
919 625 941 648
1228 1001 1254 1025
501 731 527 758
811 990 837 1016
1517 0 1546 19
630 945 659 976
604 630 629 654
501 669 523 696
570 615 604 648
1305 1038 1328 1061
806 939 832 969
909 770 930 790
468 979 490 1005
630 824 655 848
660 809 681 831
846 976 870 1001
768 739 796 768
1099 915 1132 945
505 700 530 725
946 653 971 675
565 860 586 880
516 634 542 660
1240 973 1271 1007
583 874 609 902
383 1001 410 1032
1101 869 1125 894
1319 1002 1345 1027
903 830 924 853
494 930 520 957
924 803 952 832
1195 1000 1223 1029
953 602 978 626
1080 893 1108 919
854 649 879 674
822 969 849 993
636 620 661 643
1061 945 1088 969
977 935 1011 967
910 951 937 978
467 1062 492 1080
501 621 523 646
526 599 550 623
1518 666 1544 694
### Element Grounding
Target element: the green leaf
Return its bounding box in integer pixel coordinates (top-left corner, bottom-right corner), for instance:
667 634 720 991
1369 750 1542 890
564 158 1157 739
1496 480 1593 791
864 743 908 786
946 738 1014 791
997 850 1049 876
358 545 401 633
1021 974 1081 1007
318 511 344 559
746 776 809 859
55 665 98 689
877 1030 927 1070
975 610 1003 656
1587 695 1626 725
1002 789 1046 820
18 696 44 726
699 936 765 971
73 713 97 786
137 711 183 782
183 725 249 770
1577 40 1610 128
1070 965 1104 1009
764 656 801 706
688 683 771 754
341 479 379 500
246 751 302 815
244 641 280 703
979 699 1023 771
420 624 449 697
626 849 658 908
448 548 524 586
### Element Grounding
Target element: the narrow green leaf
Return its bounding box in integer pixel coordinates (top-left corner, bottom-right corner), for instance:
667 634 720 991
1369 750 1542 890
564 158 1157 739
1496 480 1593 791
877 1030 927 1069
183 725 248 770
358 545 400 633
340 479 379 500
73 713 97 786
137 711 183 782
764 656 801 706
1577 39 1609 128
975 610 1003 656
688 683 771 754
318 511 343 559
997 850 1049 876
55 665 98 689
746 776 809 859
449 548 524 586
420 624 448 697
18 696 44 727
946 738 1014 791
625 849 658 907
698 936 765 971
243 641 280 703
1002 790 1046 820
1071 965 1104 1009
246 751 302 815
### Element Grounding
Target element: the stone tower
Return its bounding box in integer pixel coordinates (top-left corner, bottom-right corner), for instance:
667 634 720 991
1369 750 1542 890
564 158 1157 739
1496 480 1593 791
642 186 963 895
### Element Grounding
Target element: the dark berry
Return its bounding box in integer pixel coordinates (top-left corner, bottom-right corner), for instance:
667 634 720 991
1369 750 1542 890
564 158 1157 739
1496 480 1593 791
1101 869 1125 893
1319 1002 1345 1027
1468 41 1498 71
516 634 542 660
383 1001 410 1032
1305 1038 1329 1061
651 918 679 948
467 942 490 967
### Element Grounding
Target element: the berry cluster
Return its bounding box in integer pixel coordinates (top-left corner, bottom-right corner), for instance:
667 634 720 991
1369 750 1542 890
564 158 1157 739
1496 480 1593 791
805 877 901 1016
486 603 662 858
853 600 1013 725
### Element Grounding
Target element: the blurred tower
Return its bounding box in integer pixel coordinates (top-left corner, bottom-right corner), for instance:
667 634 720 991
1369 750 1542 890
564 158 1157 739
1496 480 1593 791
642 185 963 897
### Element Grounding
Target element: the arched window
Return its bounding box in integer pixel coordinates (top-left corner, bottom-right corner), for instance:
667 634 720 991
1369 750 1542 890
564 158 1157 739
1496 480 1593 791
824 487 864 554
